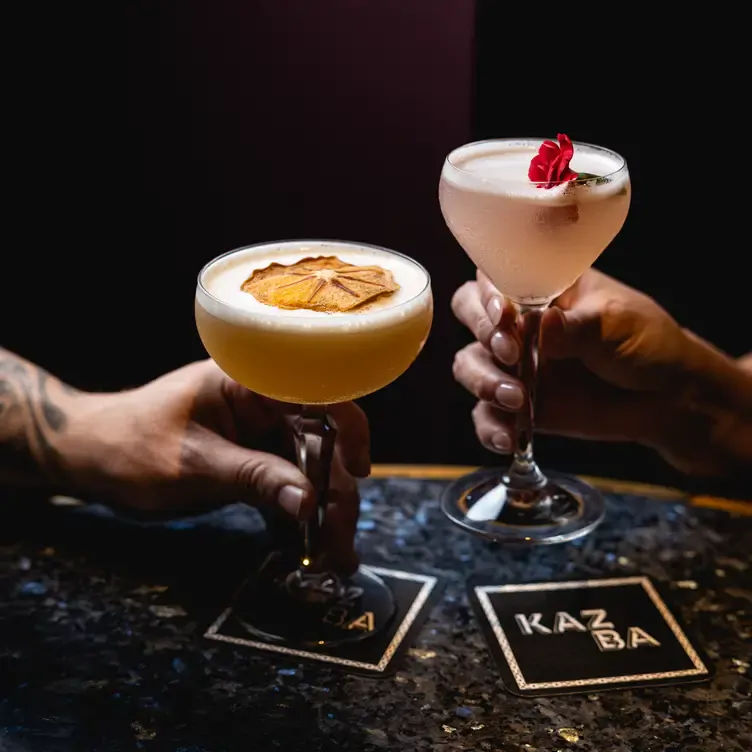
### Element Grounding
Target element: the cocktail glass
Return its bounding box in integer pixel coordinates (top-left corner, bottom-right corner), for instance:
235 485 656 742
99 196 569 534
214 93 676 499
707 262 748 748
195 240 433 645
439 138 630 544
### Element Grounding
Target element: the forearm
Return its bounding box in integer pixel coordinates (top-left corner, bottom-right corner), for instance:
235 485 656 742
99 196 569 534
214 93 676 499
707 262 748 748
668 333 752 480
0 347 82 490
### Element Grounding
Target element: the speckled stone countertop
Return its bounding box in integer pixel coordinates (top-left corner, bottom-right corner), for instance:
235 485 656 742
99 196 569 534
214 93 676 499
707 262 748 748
1 477 751 752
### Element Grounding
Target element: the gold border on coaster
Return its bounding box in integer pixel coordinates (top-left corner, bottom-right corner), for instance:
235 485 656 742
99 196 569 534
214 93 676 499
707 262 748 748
475 576 710 691
203 566 438 672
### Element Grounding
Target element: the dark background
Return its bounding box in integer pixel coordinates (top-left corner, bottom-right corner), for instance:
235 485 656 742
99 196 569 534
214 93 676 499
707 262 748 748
3 1 747 494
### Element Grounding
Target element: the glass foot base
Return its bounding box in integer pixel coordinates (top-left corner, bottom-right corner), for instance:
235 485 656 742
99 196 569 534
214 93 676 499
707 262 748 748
233 555 396 648
441 468 605 545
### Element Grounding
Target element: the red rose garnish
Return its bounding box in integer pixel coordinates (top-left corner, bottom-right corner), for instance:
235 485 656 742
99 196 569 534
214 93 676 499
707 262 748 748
528 134 579 189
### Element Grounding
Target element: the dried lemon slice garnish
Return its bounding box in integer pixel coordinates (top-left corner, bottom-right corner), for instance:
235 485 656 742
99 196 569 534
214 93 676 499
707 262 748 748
241 255 399 312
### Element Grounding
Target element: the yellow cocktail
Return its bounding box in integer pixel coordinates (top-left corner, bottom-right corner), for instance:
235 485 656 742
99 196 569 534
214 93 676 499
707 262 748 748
195 241 433 404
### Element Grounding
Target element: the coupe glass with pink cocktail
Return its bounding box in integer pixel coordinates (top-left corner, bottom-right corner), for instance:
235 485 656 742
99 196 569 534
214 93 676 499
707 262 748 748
439 135 630 544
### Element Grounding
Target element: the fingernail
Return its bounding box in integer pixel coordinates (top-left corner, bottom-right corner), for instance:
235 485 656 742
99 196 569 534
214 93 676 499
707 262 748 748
278 485 305 519
495 382 524 410
492 433 512 452
490 331 520 365
486 297 503 327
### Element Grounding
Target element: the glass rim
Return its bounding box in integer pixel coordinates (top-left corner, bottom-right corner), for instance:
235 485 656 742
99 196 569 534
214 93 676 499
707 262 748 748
196 238 432 319
444 137 628 187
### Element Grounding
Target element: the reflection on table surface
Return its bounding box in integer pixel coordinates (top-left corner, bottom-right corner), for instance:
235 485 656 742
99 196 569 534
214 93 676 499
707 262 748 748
0 468 750 751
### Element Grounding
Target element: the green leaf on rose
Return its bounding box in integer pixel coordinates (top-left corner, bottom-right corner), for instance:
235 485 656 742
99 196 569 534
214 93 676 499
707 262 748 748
574 172 628 196
575 172 608 185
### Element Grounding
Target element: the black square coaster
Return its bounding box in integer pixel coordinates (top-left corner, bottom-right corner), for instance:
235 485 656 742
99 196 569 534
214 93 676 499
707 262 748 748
204 566 443 677
468 575 714 696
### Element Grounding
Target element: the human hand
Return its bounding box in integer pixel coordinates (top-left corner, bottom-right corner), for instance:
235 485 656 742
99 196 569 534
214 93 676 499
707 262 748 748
451 268 726 475
58 359 370 572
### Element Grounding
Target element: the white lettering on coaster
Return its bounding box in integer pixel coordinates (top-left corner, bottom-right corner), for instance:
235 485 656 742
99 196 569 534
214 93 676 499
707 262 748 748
579 608 615 630
514 613 552 635
513 608 661 652
591 629 626 651
627 626 661 649
553 612 588 633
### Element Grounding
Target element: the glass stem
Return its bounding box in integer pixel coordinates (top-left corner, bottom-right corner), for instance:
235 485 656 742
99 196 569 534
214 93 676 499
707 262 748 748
294 405 336 569
507 302 548 493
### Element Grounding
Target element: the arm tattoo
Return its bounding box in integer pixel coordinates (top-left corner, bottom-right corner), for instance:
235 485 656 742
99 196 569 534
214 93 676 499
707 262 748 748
0 347 80 488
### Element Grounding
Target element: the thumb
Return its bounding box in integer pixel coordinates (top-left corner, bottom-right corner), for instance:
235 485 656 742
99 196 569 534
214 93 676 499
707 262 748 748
541 305 597 361
541 306 576 359
203 436 315 521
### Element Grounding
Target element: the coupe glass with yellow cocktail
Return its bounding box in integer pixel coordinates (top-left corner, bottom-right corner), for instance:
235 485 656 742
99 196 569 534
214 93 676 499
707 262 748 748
196 240 432 645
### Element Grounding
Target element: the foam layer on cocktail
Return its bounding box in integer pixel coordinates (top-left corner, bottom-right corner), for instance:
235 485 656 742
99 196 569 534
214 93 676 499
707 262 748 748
198 241 431 331
442 140 628 203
